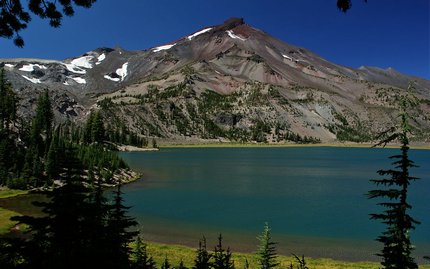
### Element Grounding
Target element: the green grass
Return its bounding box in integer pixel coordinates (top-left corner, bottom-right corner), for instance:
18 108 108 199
0 207 21 234
0 189 28 199
145 241 430 269
0 189 28 234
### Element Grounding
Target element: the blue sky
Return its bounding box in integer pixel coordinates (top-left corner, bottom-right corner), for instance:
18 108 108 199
1 0 429 79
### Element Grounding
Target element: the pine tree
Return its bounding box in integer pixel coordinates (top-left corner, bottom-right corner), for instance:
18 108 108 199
0 68 18 183
178 259 188 269
193 236 212 269
91 111 105 143
106 184 139 269
213 234 234 269
11 144 95 269
243 259 249 269
161 256 171 269
291 254 309 269
0 69 17 132
368 83 419 269
132 235 156 269
256 223 279 269
33 89 53 146
83 111 95 144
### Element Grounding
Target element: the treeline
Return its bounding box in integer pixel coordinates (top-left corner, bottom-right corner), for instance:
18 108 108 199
0 70 127 189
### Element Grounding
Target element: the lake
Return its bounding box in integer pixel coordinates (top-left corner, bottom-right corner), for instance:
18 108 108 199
119 147 430 262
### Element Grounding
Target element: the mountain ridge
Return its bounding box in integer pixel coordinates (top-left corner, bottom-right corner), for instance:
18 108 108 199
1 18 429 143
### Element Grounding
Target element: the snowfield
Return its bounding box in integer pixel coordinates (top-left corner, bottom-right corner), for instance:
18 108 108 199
96 54 106 65
116 62 128 81
282 54 293 61
19 64 47 72
153 44 176 52
22 75 41 84
104 75 120 82
71 56 94 69
71 77 86 84
104 62 128 82
226 30 246 41
187 28 212 40
64 63 87 74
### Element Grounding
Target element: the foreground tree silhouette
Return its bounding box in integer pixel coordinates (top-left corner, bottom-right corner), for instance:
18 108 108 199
213 234 234 269
337 0 368 12
0 0 97 46
256 223 279 269
132 235 156 269
0 69 19 184
368 83 419 269
105 184 139 269
193 236 212 269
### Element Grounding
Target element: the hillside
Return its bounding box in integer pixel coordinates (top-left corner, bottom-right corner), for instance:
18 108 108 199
1 18 429 144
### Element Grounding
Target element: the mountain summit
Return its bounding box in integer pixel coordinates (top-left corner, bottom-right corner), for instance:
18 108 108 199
1 18 429 143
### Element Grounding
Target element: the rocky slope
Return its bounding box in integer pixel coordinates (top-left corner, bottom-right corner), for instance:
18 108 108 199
1 18 430 143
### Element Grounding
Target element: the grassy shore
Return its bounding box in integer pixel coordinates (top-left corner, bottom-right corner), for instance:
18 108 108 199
0 189 28 234
145 241 430 269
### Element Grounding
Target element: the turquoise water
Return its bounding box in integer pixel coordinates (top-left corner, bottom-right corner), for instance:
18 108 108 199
119 147 430 261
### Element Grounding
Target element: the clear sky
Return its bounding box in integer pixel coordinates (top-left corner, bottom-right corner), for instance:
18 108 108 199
1 0 429 79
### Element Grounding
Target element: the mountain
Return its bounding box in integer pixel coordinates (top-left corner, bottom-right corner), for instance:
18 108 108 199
1 18 430 143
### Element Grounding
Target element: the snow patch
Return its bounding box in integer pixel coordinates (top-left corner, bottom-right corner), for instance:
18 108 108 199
226 30 246 41
5 64 14 68
96 53 106 65
104 62 128 82
64 64 86 74
282 54 292 61
153 43 176 52
187 28 212 40
71 56 94 69
63 81 70 86
71 77 86 84
116 62 128 81
104 75 120 82
19 64 47 72
22 75 41 84
282 54 300 63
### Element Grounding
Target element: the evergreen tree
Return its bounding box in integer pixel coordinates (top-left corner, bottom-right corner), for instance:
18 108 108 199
91 111 105 142
152 137 158 148
368 83 419 269
178 259 188 269
291 254 309 269
243 259 249 269
11 144 95 269
84 111 105 144
83 181 112 269
256 223 279 269
193 236 212 269
0 69 17 132
105 184 139 269
0 68 18 184
132 235 156 269
213 234 234 269
161 256 171 269
33 89 53 144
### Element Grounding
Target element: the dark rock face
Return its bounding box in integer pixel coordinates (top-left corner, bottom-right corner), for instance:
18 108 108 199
1 18 429 142
217 17 245 31
215 113 242 127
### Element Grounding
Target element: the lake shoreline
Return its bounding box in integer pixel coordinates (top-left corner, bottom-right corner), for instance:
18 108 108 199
158 142 430 150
